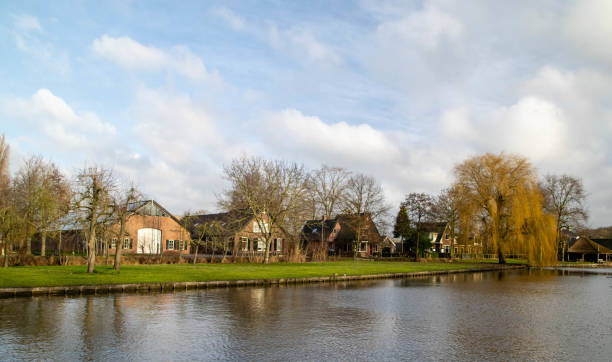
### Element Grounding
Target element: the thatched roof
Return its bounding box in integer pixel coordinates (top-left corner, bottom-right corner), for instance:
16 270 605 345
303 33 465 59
568 236 612 254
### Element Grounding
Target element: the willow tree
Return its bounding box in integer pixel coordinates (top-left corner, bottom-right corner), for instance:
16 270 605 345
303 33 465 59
454 153 556 265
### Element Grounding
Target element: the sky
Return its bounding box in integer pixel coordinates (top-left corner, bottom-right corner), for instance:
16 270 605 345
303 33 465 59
1 0 611 227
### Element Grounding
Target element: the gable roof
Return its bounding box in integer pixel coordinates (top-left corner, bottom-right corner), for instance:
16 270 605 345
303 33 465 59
568 236 612 254
188 211 255 235
303 218 339 242
591 239 612 251
419 222 447 233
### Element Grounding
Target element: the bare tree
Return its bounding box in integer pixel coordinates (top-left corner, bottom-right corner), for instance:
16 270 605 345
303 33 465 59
73 167 116 273
540 174 588 261
36 163 71 256
309 165 350 218
220 157 310 264
436 186 462 258
112 184 143 270
404 192 435 258
13 156 46 255
343 173 390 257
0 134 11 266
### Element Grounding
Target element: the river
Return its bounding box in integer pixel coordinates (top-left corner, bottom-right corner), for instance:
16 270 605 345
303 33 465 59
1 269 611 361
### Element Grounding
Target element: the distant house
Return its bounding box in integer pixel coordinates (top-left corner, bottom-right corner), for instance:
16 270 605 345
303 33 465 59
303 213 382 257
568 236 612 262
189 211 285 256
420 222 482 256
419 222 448 254
380 236 399 255
302 216 341 256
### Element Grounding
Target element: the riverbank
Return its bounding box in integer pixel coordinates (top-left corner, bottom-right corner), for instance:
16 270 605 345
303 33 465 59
0 261 525 298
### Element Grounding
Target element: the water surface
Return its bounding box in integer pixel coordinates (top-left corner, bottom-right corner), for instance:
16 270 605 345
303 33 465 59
1 269 611 361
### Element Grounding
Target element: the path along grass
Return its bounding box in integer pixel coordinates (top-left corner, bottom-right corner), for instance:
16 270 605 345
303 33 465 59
0 260 515 288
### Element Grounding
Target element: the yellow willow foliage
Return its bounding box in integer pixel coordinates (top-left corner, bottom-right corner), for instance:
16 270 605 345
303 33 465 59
511 182 558 266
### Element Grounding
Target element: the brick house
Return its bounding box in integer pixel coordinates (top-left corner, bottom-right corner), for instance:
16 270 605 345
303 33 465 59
303 213 382 257
302 216 341 255
107 200 191 255
33 199 191 255
189 212 285 256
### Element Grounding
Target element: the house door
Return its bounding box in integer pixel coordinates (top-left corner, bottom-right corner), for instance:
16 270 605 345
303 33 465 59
137 228 161 254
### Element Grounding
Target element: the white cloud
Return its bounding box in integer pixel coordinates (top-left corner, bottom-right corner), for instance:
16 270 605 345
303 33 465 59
131 88 227 166
211 7 246 31
2 89 116 151
260 109 399 165
13 14 42 31
92 35 219 82
266 25 341 65
12 14 70 75
376 3 463 50
565 0 612 64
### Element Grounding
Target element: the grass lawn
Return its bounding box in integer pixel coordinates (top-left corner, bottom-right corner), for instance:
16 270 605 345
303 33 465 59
0 261 501 288
457 258 528 265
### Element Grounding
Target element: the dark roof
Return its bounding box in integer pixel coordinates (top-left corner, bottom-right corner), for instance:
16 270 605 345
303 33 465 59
591 239 612 250
188 211 253 233
303 218 338 242
568 236 612 254
420 222 447 233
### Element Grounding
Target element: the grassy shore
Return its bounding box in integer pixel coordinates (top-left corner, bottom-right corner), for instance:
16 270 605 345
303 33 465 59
0 261 508 288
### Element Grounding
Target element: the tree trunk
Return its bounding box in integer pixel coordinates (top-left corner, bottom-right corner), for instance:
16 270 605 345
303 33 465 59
211 241 216 264
3 237 8 267
497 248 506 264
26 235 32 255
416 230 420 260
87 233 96 273
263 238 271 264
57 230 62 256
87 210 97 273
41 230 47 257
113 218 126 271
193 243 199 265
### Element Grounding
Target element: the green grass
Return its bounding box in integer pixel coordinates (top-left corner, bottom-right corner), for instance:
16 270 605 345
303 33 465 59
0 261 499 288
457 258 528 265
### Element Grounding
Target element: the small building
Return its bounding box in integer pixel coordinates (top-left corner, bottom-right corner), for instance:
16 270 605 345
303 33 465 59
380 236 399 256
568 236 612 262
303 213 382 257
189 211 285 256
420 222 448 254
302 217 341 256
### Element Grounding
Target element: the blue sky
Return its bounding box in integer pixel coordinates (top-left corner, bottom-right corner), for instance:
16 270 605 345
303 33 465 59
2 0 612 227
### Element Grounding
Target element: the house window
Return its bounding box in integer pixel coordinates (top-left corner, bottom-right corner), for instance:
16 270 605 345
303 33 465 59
178 240 184 250
274 238 282 251
111 238 117 249
256 238 265 251
253 222 269 233
240 237 249 251
123 238 131 249
360 241 368 252
168 240 175 250
445 234 450 240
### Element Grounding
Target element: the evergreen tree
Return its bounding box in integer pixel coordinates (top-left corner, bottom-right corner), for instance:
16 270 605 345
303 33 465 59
393 204 412 255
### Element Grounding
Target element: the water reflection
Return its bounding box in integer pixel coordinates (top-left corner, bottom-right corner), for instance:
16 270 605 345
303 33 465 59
1 269 611 361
